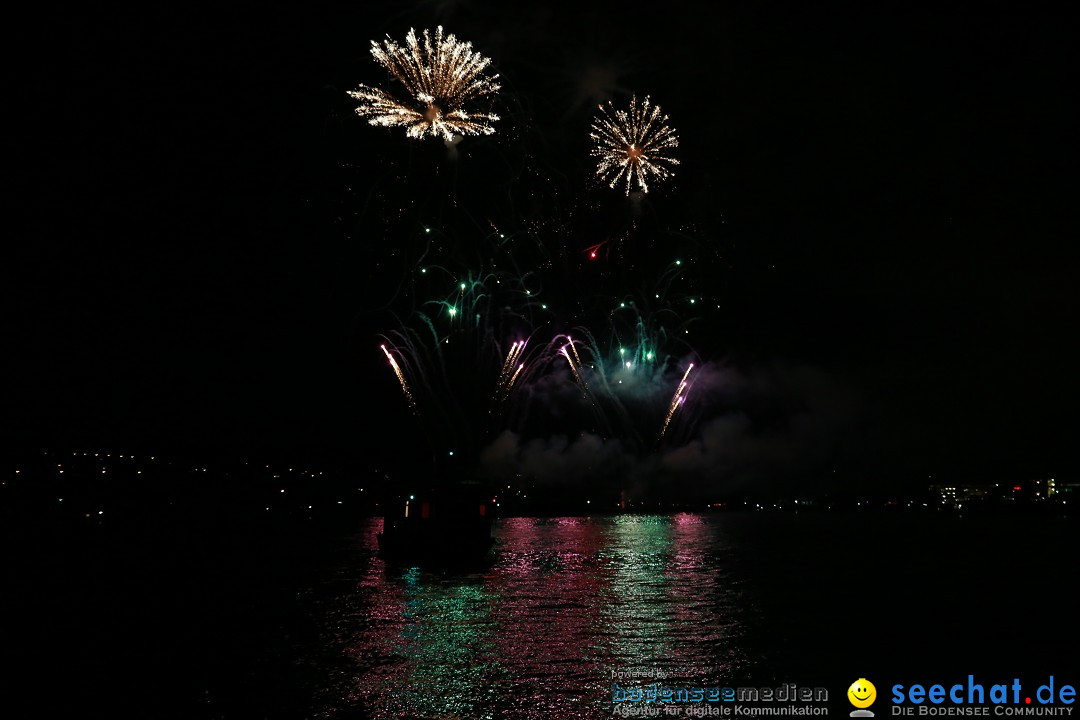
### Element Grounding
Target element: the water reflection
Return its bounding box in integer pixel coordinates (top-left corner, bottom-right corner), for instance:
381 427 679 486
309 515 754 719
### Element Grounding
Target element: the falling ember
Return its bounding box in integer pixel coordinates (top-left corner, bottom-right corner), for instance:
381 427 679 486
659 363 694 439
347 26 501 141
591 95 680 195
584 240 609 262
380 344 416 410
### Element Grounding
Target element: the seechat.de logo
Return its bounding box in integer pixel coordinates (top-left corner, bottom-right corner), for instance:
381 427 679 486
891 675 1077 714
849 679 878 717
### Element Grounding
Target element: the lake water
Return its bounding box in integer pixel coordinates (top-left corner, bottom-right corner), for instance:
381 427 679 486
286 512 1078 719
6 511 1075 718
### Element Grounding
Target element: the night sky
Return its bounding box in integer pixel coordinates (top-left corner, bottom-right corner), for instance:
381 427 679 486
11 3 1078 495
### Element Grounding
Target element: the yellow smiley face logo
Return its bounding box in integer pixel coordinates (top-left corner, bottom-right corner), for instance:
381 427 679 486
848 679 876 708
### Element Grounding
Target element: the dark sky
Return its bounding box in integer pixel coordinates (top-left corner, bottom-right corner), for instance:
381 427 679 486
10 3 1078 493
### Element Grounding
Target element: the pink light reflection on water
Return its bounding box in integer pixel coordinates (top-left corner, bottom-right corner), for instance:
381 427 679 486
310 515 752 718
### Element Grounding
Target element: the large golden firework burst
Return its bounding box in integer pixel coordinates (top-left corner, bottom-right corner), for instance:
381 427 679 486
590 95 680 194
348 26 500 141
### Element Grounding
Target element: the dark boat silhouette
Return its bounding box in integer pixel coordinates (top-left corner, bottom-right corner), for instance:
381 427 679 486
376 478 496 565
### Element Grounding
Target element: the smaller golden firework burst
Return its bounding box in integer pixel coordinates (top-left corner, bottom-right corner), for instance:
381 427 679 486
590 95 680 194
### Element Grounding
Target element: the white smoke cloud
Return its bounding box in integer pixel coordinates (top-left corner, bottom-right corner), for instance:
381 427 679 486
479 359 860 496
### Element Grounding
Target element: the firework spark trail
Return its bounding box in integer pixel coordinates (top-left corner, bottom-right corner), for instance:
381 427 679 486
659 363 694 440
348 26 501 141
507 362 525 393
560 345 588 393
562 336 595 398
381 344 417 410
591 95 680 194
558 339 614 432
496 341 519 389
567 335 585 370
506 341 526 384
506 340 525 376
495 340 526 402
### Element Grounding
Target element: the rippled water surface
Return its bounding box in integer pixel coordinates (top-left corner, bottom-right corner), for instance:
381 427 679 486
307 515 754 718
9 511 1076 718
287 512 1076 719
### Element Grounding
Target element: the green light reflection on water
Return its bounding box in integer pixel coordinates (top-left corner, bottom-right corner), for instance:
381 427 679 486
380 567 503 719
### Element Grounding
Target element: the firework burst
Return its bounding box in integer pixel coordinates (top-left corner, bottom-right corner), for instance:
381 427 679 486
590 95 680 194
348 26 501 141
